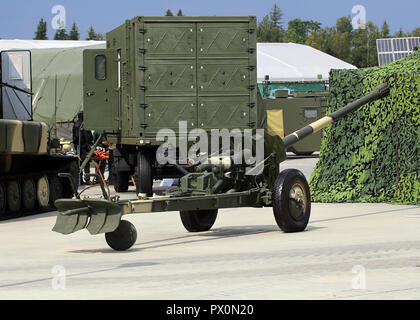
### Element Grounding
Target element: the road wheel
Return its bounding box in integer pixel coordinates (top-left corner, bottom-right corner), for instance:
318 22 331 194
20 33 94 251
7 181 21 213
105 220 137 251
272 169 311 233
50 176 63 203
180 209 218 232
22 179 36 210
135 150 153 197
0 183 6 216
114 171 129 193
37 176 50 207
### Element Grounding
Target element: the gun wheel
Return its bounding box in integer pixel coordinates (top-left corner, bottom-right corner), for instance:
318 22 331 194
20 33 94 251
105 220 137 251
180 209 218 232
272 169 311 233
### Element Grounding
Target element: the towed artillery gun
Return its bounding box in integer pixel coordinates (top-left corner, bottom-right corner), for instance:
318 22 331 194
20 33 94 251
53 82 390 251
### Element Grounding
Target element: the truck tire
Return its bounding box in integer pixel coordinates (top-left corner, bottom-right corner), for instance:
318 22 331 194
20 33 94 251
105 220 137 251
114 171 129 193
272 169 310 233
135 150 153 197
180 209 218 232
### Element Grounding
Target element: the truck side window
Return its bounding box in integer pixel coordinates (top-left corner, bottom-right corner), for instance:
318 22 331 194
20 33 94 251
95 55 106 80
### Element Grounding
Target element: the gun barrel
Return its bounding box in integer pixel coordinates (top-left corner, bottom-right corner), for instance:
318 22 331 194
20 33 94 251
283 83 390 148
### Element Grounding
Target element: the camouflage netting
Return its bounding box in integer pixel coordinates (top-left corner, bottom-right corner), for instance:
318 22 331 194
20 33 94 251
309 51 420 205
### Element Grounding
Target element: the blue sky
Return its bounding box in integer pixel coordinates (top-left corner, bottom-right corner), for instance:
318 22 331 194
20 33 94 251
0 0 418 39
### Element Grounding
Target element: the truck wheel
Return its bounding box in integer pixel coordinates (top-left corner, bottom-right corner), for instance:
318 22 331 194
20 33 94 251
180 209 218 232
114 171 129 192
0 184 6 216
22 179 36 210
272 169 311 233
105 220 137 251
7 181 21 213
135 150 153 197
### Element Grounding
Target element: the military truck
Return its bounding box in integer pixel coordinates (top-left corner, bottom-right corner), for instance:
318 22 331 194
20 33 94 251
261 79 328 156
0 50 78 219
83 16 258 196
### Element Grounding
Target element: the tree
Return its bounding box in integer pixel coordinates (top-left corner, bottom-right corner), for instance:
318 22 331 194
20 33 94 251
350 21 380 68
336 16 353 34
381 21 390 38
410 28 420 37
86 26 103 40
257 15 283 42
54 25 68 40
34 18 48 40
284 19 321 44
68 22 80 40
394 28 406 37
166 9 174 16
177 9 184 16
270 4 283 28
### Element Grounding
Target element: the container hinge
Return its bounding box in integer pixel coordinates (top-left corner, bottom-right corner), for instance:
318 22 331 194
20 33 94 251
139 29 147 34
138 48 147 54
247 28 255 34
140 104 148 109
138 66 147 71
248 48 256 54
140 123 148 129
248 122 256 128
248 85 256 90
248 103 256 108
248 66 256 71
140 86 147 91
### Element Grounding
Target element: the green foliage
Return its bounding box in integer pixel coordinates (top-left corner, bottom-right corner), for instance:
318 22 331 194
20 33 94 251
177 9 184 17
310 51 420 205
257 4 284 42
86 26 103 40
284 19 321 44
68 22 80 40
166 9 174 16
54 27 68 40
34 18 48 40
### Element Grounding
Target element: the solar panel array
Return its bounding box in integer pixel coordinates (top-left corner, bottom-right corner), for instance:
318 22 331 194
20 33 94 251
376 37 420 65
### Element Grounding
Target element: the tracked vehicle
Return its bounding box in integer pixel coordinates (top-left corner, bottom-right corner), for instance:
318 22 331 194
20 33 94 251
0 50 78 219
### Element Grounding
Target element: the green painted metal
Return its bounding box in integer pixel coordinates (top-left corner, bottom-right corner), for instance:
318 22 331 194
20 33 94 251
83 16 258 142
263 91 328 155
